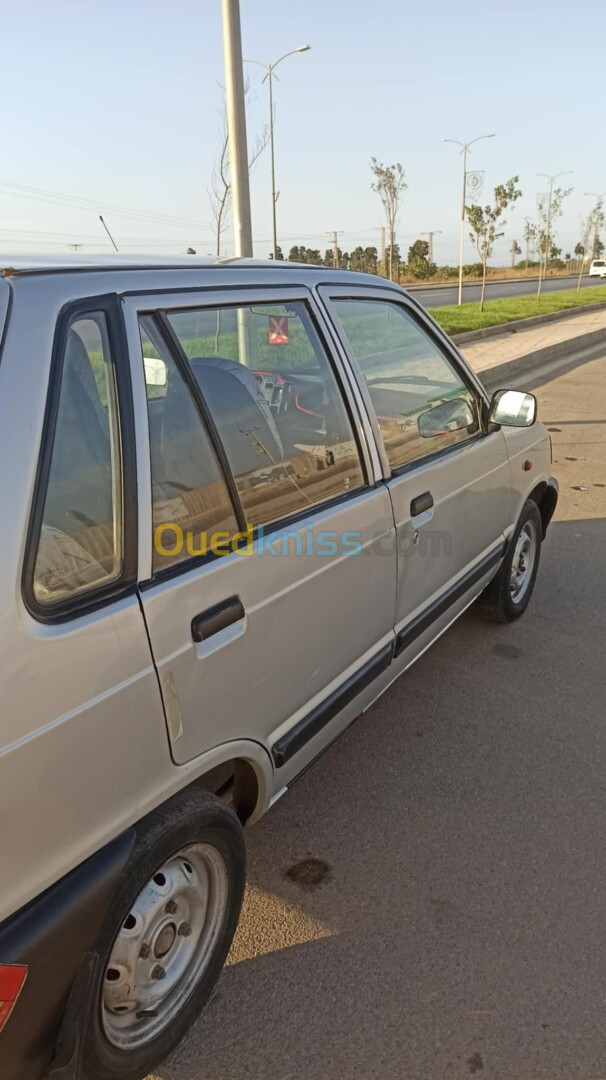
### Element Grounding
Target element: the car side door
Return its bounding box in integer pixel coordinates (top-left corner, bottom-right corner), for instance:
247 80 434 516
125 286 397 785
320 286 512 660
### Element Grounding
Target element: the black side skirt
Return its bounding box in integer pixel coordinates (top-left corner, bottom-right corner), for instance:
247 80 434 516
394 541 506 658
271 541 506 769
272 643 394 768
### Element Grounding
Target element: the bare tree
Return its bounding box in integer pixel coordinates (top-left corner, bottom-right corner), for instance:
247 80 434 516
209 83 269 257
535 185 572 297
523 218 536 268
370 159 407 280
576 217 592 292
467 177 522 310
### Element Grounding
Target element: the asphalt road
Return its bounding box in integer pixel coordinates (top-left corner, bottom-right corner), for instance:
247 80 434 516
410 273 602 308
152 351 606 1080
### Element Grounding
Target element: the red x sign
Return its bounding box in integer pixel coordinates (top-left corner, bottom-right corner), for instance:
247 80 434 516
268 315 289 344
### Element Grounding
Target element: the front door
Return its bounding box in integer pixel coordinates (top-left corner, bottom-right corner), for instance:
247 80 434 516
323 289 512 646
127 288 397 782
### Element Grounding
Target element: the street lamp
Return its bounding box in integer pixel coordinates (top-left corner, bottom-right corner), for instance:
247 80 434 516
536 171 573 292
442 134 495 305
245 45 310 260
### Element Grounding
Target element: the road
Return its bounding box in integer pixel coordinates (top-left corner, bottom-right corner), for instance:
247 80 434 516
151 350 606 1080
410 273 601 308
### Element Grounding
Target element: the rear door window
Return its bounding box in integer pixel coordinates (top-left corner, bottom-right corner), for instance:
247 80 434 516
164 300 365 528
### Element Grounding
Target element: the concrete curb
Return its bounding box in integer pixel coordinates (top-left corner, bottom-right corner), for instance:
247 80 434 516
451 301 606 345
476 328 606 392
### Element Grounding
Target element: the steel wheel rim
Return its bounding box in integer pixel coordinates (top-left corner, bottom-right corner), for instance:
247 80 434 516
510 521 537 604
101 842 228 1050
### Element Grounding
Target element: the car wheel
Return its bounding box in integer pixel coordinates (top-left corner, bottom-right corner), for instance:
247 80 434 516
476 499 542 623
80 788 246 1080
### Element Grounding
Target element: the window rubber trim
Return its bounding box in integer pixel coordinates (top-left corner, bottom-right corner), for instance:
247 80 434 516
22 294 139 624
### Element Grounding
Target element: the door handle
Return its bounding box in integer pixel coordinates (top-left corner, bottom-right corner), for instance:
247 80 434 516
191 596 245 643
410 491 434 517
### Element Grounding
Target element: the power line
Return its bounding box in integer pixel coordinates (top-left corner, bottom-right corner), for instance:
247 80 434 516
0 179 204 230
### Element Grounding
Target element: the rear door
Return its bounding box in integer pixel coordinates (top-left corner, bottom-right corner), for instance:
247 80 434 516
125 287 397 782
321 286 512 653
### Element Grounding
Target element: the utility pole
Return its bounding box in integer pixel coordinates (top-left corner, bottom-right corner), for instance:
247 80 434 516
426 230 442 264
329 230 343 269
221 0 252 258
379 226 386 276
222 0 253 365
510 239 518 269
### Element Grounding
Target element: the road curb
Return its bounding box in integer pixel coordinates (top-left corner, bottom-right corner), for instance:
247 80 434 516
475 328 606 391
451 301 606 345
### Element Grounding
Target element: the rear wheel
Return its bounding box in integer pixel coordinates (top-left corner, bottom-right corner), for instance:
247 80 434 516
81 788 246 1080
477 499 542 623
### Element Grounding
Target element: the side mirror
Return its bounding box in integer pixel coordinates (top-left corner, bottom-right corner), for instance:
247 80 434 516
418 397 478 438
489 389 537 428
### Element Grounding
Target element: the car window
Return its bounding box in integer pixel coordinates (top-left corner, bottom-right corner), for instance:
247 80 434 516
166 300 365 528
332 298 480 471
32 314 123 605
139 317 239 574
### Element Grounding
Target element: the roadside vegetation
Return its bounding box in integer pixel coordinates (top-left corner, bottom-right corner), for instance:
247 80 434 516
430 287 606 336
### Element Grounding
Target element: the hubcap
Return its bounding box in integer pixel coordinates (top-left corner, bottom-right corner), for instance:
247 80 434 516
510 521 537 604
101 843 228 1050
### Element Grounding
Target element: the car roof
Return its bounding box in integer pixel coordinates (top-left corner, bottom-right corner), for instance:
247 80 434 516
0 254 394 285
0 254 287 276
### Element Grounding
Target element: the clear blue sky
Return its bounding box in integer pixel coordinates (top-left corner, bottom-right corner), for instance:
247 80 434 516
1 0 604 264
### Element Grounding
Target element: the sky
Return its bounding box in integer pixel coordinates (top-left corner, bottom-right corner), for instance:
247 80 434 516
1 0 605 266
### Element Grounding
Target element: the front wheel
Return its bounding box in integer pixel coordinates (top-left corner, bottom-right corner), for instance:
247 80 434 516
477 499 543 623
81 788 246 1080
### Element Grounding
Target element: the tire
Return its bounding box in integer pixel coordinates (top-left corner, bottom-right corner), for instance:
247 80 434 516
476 499 542 623
80 788 246 1080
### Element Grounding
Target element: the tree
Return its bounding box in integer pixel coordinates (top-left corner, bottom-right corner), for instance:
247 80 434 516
384 243 401 279
524 219 536 268
269 245 284 261
370 158 407 281
364 246 378 274
406 239 437 280
535 184 572 296
466 176 522 310
209 83 269 257
576 217 592 292
587 197 605 260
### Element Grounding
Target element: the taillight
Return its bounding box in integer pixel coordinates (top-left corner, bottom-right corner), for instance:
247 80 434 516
0 965 28 1032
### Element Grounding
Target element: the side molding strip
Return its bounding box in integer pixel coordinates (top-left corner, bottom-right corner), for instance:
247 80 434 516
272 643 394 768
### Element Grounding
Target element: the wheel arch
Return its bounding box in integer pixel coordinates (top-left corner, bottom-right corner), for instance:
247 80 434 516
527 478 558 538
183 739 274 827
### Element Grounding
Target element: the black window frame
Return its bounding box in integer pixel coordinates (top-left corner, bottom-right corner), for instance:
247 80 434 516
22 294 138 624
138 294 372 587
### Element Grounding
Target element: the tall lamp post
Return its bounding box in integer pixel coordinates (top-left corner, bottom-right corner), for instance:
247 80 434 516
245 45 310 260
442 133 495 305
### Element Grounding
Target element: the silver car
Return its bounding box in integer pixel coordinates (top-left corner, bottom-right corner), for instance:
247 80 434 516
0 256 557 1080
